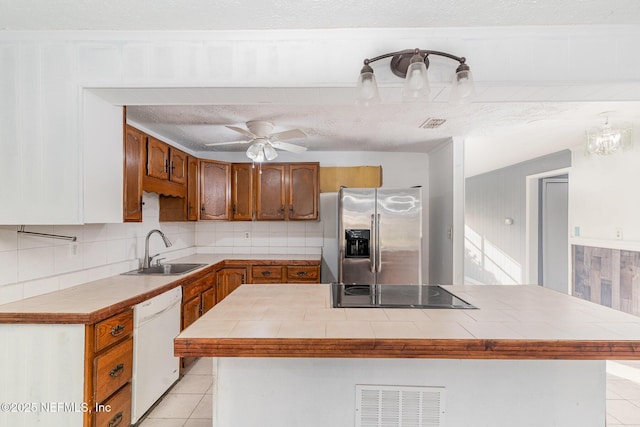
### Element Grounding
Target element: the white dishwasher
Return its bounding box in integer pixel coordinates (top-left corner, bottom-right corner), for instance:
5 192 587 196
131 286 182 424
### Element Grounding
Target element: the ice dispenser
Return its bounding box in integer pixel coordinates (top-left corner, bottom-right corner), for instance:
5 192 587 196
345 229 370 258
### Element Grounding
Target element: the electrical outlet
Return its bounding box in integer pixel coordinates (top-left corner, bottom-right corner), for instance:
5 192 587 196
615 228 623 240
244 232 250 239
70 242 78 256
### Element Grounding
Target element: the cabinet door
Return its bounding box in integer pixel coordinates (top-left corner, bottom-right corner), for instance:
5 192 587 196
146 136 170 180
123 125 144 222
216 268 246 302
182 297 201 330
201 287 217 314
200 160 230 220
169 148 188 185
255 164 287 220
289 163 319 220
231 163 254 220
186 155 199 221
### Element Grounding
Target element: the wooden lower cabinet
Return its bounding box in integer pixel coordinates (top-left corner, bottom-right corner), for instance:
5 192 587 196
250 263 321 284
216 267 247 302
85 309 134 427
181 271 217 370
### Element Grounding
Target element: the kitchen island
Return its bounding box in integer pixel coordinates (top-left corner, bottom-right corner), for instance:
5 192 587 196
175 283 640 427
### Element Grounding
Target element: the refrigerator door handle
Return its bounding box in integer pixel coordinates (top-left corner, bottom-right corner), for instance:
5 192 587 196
376 213 381 273
370 214 376 273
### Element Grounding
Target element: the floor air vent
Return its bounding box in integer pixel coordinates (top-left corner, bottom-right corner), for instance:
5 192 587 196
355 385 445 427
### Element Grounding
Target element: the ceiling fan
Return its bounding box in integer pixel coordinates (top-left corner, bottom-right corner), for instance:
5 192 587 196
205 121 307 161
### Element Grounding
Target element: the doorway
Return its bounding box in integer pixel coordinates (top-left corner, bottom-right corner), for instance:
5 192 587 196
538 175 569 293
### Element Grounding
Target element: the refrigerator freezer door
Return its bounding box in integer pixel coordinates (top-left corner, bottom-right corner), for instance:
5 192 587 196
339 188 376 284
376 188 422 284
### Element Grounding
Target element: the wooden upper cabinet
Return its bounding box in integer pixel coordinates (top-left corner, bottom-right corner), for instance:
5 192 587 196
255 164 287 220
200 160 230 220
289 163 319 220
231 163 254 221
123 125 144 222
186 155 199 221
146 136 170 181
169 148 188 185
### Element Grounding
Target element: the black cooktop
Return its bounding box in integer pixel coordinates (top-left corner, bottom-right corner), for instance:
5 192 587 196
331 283 476 309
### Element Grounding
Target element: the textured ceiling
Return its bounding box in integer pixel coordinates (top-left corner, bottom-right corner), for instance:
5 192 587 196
3 0 640 176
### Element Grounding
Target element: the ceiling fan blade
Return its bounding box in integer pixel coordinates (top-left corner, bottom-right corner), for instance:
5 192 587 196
204 140 251 147
269 128 307 140
270 141 307 154
226 125 257 139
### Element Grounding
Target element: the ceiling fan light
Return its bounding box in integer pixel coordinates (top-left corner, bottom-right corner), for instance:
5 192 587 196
356 64 380 106
246 143 265 162
263 143 278 161
401 54 430 101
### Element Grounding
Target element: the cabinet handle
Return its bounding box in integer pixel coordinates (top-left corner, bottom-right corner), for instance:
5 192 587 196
233 205 237 214
110 324 125 337
262 271 272 276
164 160 169 173
201 204 205 212
242 275 245 284
289 205 293 211
140 196 145 209
109 363 125 378
280 205 285 212
297 271 308 276
108 412 124 427
171 161 175 172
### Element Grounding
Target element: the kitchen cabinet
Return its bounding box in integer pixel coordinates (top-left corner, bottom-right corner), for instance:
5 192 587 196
181 272 217 370
251 265 285 284
123 124 144 222
200 160 231 220
86 309 134 427
143 136 187 198
216 267 247 302
255 162 319 221
255 164 287 220
250 263 321 284
186 155 199 221
231 163 254 220
286 265 320 283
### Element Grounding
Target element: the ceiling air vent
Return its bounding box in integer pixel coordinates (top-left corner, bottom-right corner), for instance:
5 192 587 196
355 385 445 427
419 118 446 129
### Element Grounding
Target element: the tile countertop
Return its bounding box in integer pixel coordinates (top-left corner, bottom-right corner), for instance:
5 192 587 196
174 283 640 360
0 253 321 324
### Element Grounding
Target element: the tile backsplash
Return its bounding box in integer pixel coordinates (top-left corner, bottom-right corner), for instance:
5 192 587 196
0 193 324 306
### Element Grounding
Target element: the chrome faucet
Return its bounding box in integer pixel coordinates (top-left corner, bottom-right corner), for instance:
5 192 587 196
143 229 173 269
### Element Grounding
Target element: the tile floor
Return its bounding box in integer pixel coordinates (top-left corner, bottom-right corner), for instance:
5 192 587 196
138 358 640 426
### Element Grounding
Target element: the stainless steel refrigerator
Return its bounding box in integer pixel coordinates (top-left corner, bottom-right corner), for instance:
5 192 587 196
338 187 422 285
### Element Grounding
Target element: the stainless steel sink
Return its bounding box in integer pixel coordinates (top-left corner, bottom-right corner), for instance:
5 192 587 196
122 263 207 276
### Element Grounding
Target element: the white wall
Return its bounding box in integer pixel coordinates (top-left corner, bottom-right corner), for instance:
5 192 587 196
569 143 640 251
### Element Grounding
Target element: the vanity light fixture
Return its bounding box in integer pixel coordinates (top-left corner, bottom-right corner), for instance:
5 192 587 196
585 118 633 156
356 48 475 106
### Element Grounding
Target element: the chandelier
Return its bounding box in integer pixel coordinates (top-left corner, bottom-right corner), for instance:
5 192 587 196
585 118 633 156
356 48 475 105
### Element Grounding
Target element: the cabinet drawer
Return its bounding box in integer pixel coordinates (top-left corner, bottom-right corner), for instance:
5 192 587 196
94 382 131 427
183 281 207 302
94 337 133 402
286 266 320 282
94 310 133 352
251 266 285 283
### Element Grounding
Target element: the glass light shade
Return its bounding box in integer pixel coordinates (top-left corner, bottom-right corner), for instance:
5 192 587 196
401 55 430 101
246 143 265 162
356 71 380 106
449 67 475 104
586 121 633 156
263 143 278 161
